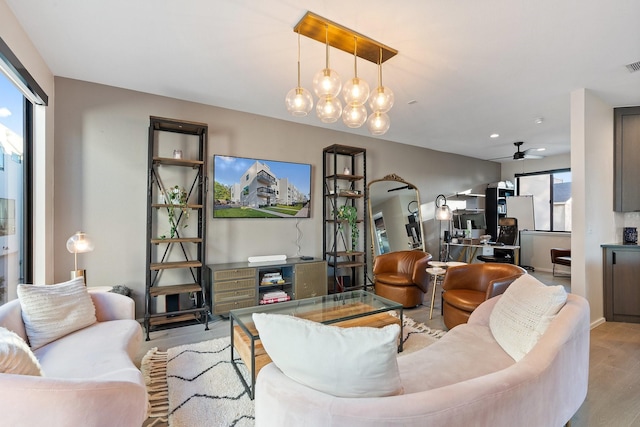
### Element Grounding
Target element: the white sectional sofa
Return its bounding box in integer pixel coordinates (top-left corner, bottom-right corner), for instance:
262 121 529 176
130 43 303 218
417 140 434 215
256 292 590 427
0 289 148 427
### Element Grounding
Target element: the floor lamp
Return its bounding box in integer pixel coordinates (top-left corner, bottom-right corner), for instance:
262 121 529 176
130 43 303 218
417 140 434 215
435 195 452 261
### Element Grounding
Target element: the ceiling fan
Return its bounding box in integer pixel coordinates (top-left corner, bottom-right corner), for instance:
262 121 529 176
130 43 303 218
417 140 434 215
512 141 544 160
492 141 545 161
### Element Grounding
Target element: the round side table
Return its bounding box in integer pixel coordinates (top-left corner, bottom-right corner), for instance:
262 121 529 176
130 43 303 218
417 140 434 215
425 267 446 320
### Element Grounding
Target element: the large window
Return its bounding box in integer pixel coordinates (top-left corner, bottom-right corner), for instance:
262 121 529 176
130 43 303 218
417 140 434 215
0 36 46 304
517 169 571 232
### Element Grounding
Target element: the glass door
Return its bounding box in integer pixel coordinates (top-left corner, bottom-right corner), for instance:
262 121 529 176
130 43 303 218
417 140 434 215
0 73 26 303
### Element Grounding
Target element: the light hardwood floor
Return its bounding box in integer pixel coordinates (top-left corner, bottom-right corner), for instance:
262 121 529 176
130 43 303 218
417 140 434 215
137 270 640 427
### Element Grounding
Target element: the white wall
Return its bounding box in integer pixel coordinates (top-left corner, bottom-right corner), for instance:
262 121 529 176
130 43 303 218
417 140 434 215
0 1 56 284
53 78 501 316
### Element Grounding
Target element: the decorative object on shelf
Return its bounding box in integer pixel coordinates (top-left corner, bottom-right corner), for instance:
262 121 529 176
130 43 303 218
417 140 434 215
337 205 359 252
343 166 350 175
285 30 314 116
623 227 638 244
66 231 94 283
163 185 189 238
288 11 398 135
172 149 182 159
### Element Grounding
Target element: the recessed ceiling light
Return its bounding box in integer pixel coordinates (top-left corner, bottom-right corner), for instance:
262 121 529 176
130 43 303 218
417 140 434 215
490 133 499 138
408 100 418 105
535 117 544 124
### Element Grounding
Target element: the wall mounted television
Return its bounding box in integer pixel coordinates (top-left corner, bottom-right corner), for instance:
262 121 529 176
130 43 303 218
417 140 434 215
213 155 311 218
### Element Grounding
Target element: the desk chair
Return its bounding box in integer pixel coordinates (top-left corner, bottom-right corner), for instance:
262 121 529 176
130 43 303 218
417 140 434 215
477 217 518 264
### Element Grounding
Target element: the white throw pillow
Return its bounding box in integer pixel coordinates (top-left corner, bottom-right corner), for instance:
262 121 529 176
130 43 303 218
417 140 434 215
17 277 97 350
0 326 43 376
490 274 567 361
252 313 402 398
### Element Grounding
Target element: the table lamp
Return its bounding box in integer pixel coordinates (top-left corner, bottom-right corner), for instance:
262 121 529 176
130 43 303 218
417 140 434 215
66 231 94 283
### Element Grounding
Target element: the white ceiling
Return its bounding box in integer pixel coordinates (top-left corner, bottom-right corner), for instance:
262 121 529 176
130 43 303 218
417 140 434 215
7 0 640 162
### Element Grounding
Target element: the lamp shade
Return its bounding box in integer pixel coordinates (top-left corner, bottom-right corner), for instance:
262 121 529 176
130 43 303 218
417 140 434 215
285 87 314 116
316 96 343 123
435 205 453 221
434 195 453 221
66 232 94 254
342 103 368 128
367 111 391 135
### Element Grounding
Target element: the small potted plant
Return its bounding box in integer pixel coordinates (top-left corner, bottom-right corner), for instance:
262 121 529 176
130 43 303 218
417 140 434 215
163 185 189 238
337 205 359 252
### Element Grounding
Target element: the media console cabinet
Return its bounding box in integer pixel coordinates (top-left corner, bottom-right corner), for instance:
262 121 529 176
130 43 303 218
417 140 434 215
207 258 327 316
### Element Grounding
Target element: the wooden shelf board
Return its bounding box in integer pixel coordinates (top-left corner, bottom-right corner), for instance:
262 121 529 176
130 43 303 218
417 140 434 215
150 237 203 244
153 157 204 167
150 260 202 270
328 261 365 268
148 313 199 326
152 203 203 209
149 283 202 296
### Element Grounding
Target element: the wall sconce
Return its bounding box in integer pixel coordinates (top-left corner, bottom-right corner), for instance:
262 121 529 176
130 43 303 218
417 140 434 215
66 231 94 283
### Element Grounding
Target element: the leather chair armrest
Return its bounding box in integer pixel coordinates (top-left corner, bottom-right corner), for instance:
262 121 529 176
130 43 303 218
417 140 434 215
485 273 524 299
412 255 432 293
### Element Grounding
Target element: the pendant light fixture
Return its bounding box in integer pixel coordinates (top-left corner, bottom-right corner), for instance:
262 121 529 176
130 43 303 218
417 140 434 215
369 48 395 114
313 24 342 123
312 25 342 99
285 30 314 116
342 37 369 128
290 12 398 135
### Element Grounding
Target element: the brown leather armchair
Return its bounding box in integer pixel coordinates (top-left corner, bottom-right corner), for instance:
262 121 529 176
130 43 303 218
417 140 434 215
373 251 432 307
442 262 526 329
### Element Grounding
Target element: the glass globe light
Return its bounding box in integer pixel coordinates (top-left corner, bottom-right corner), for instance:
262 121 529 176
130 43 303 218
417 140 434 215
342 77 370 106
342 103 368 128
285 87 314 117
367 111 391 135
316 96 343 123
312 68 342 98
369 86 395 113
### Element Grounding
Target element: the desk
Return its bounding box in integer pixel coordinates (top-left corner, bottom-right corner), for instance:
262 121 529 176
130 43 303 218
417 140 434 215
446 243 520 265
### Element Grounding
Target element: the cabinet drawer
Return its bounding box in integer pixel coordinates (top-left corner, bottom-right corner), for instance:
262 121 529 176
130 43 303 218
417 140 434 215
214 278 255 292
214 268 256 281
214 288 256 303
213 298 256 315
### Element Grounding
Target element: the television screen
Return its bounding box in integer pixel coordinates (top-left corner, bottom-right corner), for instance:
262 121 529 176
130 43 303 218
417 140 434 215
213 155 311 218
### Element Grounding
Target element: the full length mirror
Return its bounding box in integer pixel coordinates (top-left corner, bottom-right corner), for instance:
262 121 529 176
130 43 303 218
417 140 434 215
368 174 425 257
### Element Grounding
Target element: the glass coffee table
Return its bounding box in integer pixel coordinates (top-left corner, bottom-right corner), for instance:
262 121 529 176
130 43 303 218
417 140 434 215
229 290 403 399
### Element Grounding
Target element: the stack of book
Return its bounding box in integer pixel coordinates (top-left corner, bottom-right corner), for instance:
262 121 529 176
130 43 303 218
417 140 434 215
260 290 290 305
260 272 285 286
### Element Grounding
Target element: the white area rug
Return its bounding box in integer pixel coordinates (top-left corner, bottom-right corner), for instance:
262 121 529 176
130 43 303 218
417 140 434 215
142 315 445 427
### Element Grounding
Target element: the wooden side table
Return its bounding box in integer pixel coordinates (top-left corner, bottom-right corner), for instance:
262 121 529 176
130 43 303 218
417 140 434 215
425 267 446 320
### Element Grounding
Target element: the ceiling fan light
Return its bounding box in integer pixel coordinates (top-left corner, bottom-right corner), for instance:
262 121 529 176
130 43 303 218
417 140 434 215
342 103 368 128
316 96 343 123
312 68 342 98
369 86 394 113
285 87 314 116
367 111 390 135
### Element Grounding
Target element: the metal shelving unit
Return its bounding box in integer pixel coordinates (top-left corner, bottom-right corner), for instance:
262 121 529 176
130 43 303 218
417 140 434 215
144 116 209 340
322 144 368 293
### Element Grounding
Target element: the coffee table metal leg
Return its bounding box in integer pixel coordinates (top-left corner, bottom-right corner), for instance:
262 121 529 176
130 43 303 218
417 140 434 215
230 316 255 400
